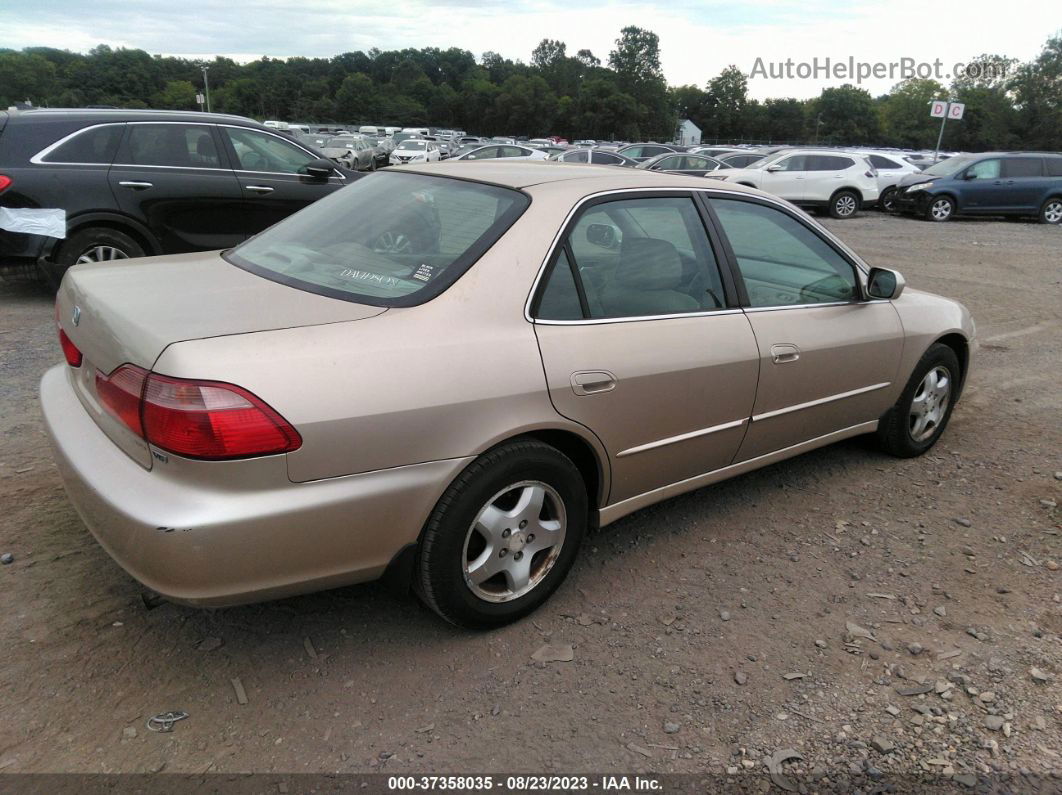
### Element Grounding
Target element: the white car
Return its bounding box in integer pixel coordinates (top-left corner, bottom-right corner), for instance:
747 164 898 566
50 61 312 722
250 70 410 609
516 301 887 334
389 139 441 165
451 144 548 161
710 150 880 219
855 151 930 211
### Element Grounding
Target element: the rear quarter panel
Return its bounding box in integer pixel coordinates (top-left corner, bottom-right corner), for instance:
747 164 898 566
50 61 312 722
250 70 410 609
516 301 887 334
152 187 612 486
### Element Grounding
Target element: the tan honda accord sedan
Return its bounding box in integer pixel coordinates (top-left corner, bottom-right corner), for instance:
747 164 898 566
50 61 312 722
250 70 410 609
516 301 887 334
42 162 975 627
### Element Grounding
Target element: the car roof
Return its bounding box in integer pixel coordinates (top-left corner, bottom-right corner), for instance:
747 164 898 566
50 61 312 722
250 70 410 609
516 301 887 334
5 107 263 127
401 160 767 194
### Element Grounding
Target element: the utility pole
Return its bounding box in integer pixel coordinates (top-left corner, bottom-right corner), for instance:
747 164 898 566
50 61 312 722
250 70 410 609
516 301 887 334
201 65 212 113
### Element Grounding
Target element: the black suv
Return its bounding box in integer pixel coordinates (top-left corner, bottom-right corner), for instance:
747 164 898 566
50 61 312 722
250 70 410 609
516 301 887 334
0 109 357 284
892 151 1062 223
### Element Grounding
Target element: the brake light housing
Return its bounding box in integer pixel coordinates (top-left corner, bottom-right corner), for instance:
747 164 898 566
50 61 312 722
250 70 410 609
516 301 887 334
94 366 301 460
55 305 82 367
0 175 12 194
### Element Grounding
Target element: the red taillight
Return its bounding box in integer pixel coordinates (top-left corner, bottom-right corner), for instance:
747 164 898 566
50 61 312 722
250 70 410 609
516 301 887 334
58 327 83 367
142 375 301 459
95 366 301 459
55 305 83 367
96 364 148 436
0 175 11 194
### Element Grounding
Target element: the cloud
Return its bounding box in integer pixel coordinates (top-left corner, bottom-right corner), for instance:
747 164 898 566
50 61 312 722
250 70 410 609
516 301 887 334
0 0 1052 98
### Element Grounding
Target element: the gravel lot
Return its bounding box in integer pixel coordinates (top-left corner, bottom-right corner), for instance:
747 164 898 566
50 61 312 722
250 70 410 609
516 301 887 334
0 212 1059 788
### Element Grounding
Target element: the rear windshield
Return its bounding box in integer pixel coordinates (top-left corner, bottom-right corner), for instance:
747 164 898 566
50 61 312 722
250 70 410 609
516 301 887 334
226 172 529 307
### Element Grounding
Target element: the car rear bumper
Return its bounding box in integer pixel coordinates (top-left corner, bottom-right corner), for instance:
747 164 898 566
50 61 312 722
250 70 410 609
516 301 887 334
41 364 471 607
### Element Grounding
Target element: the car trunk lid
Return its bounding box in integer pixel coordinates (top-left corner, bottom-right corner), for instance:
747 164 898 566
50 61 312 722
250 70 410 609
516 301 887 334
55 250 386 468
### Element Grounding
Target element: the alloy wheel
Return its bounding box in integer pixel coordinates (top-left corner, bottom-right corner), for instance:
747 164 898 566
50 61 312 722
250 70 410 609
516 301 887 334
1043 200 1062 224
834 194 857 217
461 480 567 603
75 245 130 265
909 366 951 442
930 198 953 221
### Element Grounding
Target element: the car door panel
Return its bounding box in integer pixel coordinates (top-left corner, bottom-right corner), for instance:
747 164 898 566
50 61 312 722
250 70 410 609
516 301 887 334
737 303 903 459
536 317 758 502
760 155 806 201
707 195 904 460
533 194 759 503
221 125 348 236
108 123 245 252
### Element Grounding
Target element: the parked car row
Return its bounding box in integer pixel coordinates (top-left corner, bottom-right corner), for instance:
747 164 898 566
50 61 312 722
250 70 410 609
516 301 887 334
4 108 1060 289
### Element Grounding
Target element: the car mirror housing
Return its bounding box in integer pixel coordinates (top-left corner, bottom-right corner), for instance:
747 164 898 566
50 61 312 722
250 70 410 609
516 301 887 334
766 164 783 172
303 158 336 180
866 267 905 300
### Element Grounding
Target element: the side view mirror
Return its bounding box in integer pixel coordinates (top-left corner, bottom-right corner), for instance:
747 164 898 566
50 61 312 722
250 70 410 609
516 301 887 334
766 164 783 172
963 172 978 180
866 267 905 300
303 158 336 180
586 223 621 249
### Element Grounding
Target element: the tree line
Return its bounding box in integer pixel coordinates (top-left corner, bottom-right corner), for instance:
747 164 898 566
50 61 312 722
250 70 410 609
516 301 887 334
1 28 1060 151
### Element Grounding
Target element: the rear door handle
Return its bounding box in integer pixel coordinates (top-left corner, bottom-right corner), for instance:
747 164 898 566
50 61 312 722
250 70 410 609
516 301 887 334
571 370 616 396
117 181 153 190
245 185 275 193
770 343 800 364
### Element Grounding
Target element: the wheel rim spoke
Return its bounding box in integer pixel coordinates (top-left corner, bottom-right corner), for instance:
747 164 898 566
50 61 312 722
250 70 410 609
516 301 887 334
462 480 567 604
909 366 951 442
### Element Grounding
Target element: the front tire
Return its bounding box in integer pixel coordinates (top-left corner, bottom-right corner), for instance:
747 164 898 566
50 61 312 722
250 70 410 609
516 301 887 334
926 196 955 222
1039 196 1062 224
829 190 860 219
877 343 961 457
879 187 897 212
416 439 587 628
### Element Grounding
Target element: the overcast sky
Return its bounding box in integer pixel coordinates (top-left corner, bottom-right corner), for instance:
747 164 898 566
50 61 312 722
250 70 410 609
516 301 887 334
1 0 1055 99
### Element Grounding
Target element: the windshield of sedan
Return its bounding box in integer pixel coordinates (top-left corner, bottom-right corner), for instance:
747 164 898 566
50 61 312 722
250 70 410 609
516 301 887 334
226 172 529 306
397 140 429 151
325 136 355 148
921 154 976 176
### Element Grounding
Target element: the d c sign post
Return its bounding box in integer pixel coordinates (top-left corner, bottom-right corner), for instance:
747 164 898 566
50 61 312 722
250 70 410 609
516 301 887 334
929 100 964 165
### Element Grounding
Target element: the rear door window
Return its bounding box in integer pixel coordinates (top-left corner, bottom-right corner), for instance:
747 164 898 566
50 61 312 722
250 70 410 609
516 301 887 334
809 155 853 171
122 124 221 168
1046 158 1062 177
41 124 124 164
869 155 903 170
1002 157 1044 178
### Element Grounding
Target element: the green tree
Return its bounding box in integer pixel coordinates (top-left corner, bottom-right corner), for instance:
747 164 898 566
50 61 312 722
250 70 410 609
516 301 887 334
813 84 881 145
335 73 378 123
154 79 197 110
880 78 947 148
703 66 748 140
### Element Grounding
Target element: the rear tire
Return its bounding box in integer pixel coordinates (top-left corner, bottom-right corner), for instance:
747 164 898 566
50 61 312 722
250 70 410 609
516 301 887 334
829 190 860 219
877 343 961 458
1039 196 1062 224
54 227 145 274
416 439 587 628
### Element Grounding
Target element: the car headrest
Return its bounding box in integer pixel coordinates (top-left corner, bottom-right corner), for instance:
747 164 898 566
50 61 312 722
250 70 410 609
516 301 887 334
615 238 683 290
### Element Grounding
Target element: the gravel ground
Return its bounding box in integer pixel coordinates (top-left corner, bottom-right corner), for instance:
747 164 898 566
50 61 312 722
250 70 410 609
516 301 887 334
0 211 1059 789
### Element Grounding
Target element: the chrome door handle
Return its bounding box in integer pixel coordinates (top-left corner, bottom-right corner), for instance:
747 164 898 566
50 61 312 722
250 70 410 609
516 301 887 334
571 370 616 396
770 343 800 364
245 185 275 193
117 181 153 189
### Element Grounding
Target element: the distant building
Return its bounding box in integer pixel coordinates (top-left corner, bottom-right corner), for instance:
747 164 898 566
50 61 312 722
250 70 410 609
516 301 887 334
675 119 701 147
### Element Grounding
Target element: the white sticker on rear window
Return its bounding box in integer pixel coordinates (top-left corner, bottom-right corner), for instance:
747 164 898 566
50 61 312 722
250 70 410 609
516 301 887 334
0 207 67 238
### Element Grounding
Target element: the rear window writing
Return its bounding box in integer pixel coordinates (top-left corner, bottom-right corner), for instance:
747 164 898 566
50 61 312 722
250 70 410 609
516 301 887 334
226 172 529 307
